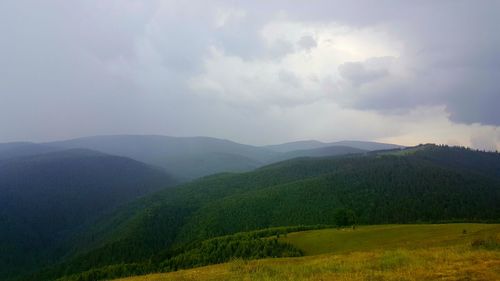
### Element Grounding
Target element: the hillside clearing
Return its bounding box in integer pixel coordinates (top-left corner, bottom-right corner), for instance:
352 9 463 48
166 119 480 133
280 223 500 255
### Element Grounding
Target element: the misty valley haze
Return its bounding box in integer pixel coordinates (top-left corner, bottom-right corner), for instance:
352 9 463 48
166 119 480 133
0 135 402 180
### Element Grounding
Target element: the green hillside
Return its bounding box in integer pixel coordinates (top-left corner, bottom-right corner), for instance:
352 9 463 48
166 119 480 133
113 224 500 281
27 145 500 281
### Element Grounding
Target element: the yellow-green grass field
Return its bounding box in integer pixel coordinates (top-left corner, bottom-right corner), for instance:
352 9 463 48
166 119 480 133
114 224 500 281
279 223 499 255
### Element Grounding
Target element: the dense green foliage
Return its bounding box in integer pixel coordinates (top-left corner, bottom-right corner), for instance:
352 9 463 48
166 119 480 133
159 228 305 271
40 226 316 281
24 145 500 281
334 208 357 227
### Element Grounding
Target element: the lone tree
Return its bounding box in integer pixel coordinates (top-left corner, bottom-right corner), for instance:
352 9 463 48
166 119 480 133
334 208 357 227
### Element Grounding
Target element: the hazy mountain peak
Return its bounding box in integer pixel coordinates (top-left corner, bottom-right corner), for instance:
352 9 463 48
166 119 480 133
264 140 327 152
265 139 403 153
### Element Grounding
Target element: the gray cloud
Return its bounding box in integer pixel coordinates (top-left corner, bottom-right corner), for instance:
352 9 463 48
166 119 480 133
338 59 390 86
0 0 499 148
297 35 317 51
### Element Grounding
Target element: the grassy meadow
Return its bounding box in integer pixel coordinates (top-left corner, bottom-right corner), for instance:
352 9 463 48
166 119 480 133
279 223 500 255
113 224 500 281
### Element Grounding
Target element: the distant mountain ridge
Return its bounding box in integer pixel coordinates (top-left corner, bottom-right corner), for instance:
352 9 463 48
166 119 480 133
44 135 276 180
0 142 60 160
37 135 401 180
271 145 367 162
263 140 328 152
0 135 404 181
265 140 404 152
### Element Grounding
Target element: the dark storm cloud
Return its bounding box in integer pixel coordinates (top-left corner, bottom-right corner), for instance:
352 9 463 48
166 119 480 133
319 0 500 126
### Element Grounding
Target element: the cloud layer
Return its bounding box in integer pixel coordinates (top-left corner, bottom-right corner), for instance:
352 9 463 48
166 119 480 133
1 0 499 149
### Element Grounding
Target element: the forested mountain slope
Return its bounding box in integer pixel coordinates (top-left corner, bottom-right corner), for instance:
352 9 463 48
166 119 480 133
0 149 176 279
33 145 500 281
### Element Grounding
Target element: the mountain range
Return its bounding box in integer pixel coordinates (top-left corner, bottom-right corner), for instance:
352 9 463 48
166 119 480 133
0 135 401 279
1 135 498 281
36 144 500 281
1 135 403 181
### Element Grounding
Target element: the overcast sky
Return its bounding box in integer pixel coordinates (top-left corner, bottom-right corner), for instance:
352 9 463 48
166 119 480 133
1 0 499 149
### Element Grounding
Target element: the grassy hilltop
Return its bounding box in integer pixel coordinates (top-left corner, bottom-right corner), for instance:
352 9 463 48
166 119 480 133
280 223 500 255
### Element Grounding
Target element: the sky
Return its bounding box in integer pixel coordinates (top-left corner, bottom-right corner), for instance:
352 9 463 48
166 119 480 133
1 0 499 150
